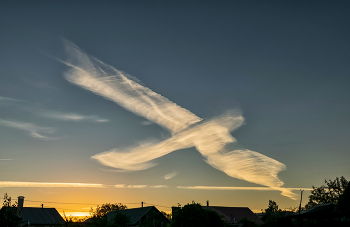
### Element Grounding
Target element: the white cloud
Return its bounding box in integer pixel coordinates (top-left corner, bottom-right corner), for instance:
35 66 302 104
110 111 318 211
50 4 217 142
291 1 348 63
39 111 109 122
62 40 202 134
0 181 104 188
62 41 295 199
0 119 57 140
163 171 177 180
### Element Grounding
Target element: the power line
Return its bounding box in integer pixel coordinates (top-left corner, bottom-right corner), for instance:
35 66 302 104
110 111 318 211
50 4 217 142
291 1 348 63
24 199 170 211
26 200 97 205
144 202 170 209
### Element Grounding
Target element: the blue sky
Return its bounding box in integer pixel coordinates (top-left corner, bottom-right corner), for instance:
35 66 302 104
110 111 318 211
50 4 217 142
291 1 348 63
0 1 349 214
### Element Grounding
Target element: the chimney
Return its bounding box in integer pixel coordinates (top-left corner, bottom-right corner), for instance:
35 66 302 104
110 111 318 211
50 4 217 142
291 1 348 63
17 196 25 218
206 200 209 207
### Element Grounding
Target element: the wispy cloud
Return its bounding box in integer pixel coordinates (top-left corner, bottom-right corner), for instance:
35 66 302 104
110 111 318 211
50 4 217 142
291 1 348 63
92 110 243 170
39 111 109 122
114 184 168 189
0 119 57 140
0 181 104 188
163 171 177 180
120 185 148 188
178 186 312 199
62 40 202 134
62 41 294 199
151 185 169 188
141 121 152 126
0 181 169 189
0 96 20 102
177 186 312 191
0 159 13 161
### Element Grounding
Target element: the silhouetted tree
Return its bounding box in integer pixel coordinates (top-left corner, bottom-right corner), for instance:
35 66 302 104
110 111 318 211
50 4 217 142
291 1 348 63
265 200 279 213
109 211 131 227
238 217 259 227
90 203 127 219
171 201 226 227
0 193 22 227
161 211 172 221
335 183 350 216
63 211 87 226
262 200 280 223
261 200 293 225
305 176 349 209
88 203 127 227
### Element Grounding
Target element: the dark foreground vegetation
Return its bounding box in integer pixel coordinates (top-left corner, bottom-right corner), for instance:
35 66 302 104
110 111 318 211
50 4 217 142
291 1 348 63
1 176 349 227
171 201 226 227
260 176 350 227
0 193 22 227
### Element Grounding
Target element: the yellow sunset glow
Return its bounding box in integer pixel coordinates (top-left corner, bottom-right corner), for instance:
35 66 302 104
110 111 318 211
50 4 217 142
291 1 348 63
60 211 90 217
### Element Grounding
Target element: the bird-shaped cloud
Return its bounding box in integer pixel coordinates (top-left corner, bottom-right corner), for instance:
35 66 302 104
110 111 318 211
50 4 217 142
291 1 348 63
62 40 296 199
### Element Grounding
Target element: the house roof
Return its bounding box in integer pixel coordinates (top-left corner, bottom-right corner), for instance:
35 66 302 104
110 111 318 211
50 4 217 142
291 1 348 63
22 207 65 225
300 203 332 215
203 206 264 225
107 206 169 225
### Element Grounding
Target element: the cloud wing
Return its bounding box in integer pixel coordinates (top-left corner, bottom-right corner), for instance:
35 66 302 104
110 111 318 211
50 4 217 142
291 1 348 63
91 112 243 171
91 112 295 198
63 41 202 133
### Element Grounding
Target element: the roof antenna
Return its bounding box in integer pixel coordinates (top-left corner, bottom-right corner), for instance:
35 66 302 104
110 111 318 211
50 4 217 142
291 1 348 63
298 189 304 215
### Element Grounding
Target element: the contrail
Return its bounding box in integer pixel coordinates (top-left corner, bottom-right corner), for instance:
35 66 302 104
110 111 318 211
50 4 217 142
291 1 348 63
62 40 297 199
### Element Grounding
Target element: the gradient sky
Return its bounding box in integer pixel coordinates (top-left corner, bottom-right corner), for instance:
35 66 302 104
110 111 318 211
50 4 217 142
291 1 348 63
1 1 349 216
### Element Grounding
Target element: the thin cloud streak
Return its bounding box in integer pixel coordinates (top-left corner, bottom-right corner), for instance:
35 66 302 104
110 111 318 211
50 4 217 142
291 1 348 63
141 121 152 126
178 186 312 191
163 171 177 180
114 184 168 188
0 119 57 140
0 96 20 102
39 111 109 122
151 185 169 188
63 41 295 199
0 159 13 161
0 181 104 188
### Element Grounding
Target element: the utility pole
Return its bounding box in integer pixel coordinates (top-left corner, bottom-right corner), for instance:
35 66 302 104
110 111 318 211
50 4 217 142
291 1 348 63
141 201 143 207
298 189 304 215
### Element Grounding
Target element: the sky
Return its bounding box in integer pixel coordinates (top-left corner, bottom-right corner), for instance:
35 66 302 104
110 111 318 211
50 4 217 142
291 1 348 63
1 1 350 217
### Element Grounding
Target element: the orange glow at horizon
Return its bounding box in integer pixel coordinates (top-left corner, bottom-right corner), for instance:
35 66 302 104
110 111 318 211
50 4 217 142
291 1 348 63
60 211 90 218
